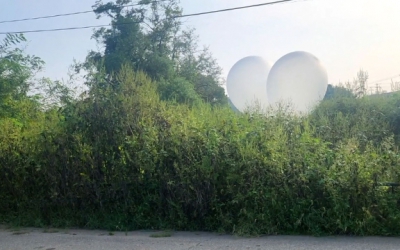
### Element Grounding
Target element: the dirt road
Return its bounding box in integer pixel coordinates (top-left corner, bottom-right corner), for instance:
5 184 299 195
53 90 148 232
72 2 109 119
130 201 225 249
1 227 400 250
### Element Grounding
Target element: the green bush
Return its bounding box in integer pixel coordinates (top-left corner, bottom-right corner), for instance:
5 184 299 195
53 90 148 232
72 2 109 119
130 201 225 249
2 66 400 236
311 92 400 146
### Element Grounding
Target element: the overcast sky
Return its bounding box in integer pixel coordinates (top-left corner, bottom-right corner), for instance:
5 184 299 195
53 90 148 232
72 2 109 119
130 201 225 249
1 0 400 92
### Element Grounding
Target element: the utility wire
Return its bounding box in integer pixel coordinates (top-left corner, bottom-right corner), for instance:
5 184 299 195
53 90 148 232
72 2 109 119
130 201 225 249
0 24 114 34
0 0 169 24
369 74 400 85
178 0 295 18
0 10 96 24
0 0 298 34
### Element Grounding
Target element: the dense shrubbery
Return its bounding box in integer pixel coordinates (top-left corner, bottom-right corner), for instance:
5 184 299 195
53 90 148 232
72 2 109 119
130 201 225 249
2 62 400 235
2 1 400 235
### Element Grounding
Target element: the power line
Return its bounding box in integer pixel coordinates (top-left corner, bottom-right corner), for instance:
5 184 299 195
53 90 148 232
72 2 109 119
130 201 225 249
369 74 400 85
0 0 299 35
0 24 113 34
0 10 95 24
179 0 296 18
0 0 168 24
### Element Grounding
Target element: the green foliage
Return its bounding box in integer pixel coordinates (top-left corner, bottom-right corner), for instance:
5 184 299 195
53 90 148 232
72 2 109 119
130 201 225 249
324 84 355 100
0 34 44 118
158 76 201 105
1 31 400 236
81 0 227 105
2 64 400 236
312 90 400 146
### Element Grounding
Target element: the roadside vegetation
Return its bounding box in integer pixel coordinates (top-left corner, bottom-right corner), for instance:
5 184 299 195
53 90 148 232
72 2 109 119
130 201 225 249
1 0 400 236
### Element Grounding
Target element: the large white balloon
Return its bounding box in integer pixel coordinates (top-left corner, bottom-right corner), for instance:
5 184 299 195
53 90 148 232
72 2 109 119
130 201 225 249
266 51 328 114
226 56 271 112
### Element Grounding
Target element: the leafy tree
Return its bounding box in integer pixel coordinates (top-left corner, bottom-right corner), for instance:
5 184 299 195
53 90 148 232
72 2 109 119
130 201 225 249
0 33 44 118
81 0 227 105
323 84 355 100
341 69 369 98
157 76 201 104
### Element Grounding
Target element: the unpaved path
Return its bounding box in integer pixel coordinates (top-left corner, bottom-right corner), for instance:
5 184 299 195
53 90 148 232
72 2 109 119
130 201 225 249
1 226 400 250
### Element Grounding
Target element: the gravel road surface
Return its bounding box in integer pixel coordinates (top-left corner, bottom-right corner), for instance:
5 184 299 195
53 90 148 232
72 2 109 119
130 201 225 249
1 226 400 250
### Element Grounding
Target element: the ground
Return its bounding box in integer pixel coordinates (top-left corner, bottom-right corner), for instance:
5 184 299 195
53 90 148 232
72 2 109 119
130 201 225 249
1 226 400 250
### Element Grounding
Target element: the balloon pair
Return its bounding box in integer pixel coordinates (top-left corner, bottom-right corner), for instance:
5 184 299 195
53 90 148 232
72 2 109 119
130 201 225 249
226 51 328 114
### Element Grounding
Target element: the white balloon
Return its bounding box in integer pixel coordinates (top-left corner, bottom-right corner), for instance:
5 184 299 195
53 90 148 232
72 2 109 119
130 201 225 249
266 51 328 114
226 56 271 112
